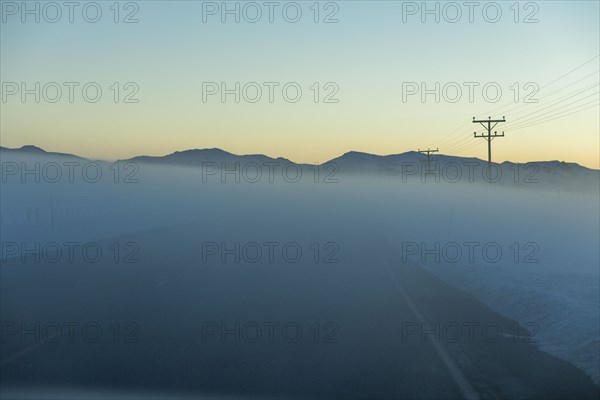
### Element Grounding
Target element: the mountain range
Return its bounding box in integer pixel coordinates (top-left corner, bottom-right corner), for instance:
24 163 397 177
1 145 598 189
2 144 597 170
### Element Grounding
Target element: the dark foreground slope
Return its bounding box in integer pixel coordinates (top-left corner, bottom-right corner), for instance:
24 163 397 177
1 213 598 399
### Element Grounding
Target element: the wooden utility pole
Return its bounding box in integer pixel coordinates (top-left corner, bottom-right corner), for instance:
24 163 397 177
418 148 439 170
473 117 506 164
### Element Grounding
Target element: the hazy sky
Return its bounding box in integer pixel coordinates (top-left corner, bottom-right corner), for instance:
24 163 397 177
1 0 599 168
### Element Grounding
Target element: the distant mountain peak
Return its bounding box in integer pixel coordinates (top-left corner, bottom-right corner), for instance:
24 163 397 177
19 145 46 153
0 145 83 160
175 148 230 154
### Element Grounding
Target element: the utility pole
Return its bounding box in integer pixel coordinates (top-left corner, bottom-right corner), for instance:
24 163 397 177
418 148 439 170
473 116 506 164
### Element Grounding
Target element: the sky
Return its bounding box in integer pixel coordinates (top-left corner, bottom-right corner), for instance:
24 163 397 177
1 0 599 168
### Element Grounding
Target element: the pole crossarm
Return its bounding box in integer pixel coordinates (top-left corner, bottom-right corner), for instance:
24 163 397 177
417 148 439 170
472 116 506 164
417 148 439 156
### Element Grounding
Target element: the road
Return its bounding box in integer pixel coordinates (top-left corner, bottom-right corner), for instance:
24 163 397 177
1 211 598 399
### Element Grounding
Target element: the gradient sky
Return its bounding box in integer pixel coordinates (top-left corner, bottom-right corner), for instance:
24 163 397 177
1 0 599 168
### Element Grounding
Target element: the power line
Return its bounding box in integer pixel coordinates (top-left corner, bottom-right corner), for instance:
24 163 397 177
484 55 599 117
446 96 599 158
505 97 600 130
444 83 598 154
538 55 599 89
453 99 599 156
417 148 439 169
430 55 600 151
454 142 484 156
506 102 599 132
495 70 599 118
473 117 506 163
503 89 599 128
450 135 485 154
443 133 478 153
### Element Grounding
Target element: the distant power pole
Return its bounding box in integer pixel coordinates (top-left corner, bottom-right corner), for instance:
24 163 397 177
418 148 439 170
473 116 506 164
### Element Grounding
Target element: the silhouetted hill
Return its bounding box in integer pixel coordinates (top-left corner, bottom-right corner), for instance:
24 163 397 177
0 145 85 160
2 145 598 190
123 148 295 167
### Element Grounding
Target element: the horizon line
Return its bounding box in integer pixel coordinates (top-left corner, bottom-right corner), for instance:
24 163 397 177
2 144 598 171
